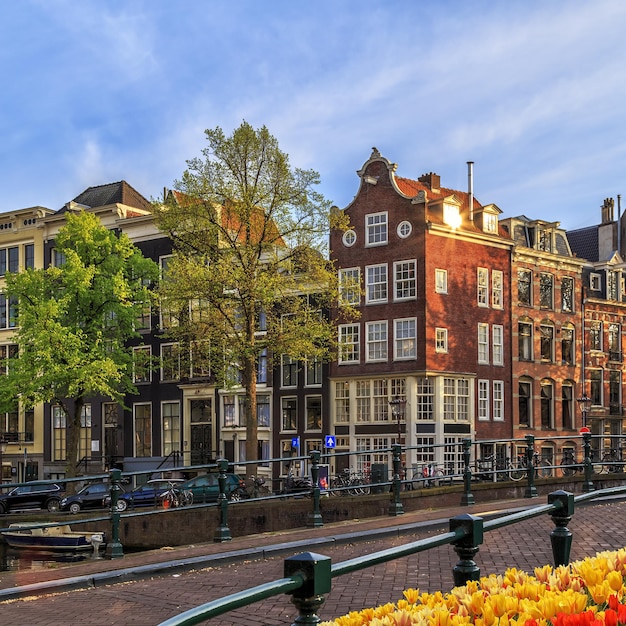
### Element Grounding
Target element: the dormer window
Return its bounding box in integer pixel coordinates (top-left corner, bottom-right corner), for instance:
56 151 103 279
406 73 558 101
483 213 498 234
443 204 461 229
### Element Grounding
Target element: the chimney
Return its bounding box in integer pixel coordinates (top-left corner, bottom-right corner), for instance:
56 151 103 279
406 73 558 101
467 161 474 223
418 172 440 192
601 197 614 224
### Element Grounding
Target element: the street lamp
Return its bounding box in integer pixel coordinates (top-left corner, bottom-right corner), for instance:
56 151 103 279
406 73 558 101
0 439 7 484
577 393 592 430
388 397 407 445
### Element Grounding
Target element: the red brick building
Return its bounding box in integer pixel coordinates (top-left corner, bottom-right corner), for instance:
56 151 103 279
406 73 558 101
329 149 513 478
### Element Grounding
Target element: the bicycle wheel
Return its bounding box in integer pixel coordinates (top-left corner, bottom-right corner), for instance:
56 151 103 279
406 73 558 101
508 463 524 481
603 455 620 474
560 461 574 477
431 468 445 487
538 460 552 478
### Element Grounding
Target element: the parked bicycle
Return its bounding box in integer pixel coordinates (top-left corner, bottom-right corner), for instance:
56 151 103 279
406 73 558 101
599 449 622 474
419 463 450 488
330 469 371 496
245 475 271 498
560 449 582 477
160 481 193 509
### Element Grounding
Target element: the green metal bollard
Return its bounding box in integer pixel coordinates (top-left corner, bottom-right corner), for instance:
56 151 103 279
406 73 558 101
524 434 538 498
213 458 232 542
548 490 575 566
460 439 475 506
450 513 483 586
285 552 332 625
582 432 595 493
106 468 124 559
307 450 323 528
388 444 404 516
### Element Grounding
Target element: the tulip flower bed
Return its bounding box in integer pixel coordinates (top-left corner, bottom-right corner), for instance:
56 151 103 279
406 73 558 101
320 549 626 626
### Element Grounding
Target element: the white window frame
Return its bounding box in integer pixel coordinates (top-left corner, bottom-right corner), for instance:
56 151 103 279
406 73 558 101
342 230 356 247
478 380 489 421
492 324 504 366
435 268 448 294
338 267 360 306
162 401 181 456
484 213 498 234
477 267 489 307
435 328 448 353
160 343 180 381
365 212 388 247
366 321 388 362
493 381 504 421
492 270 503 309
133 402 152 457
590 273 601 291
133 345 151 383
338 324 360 364
366 263 388 304
394 318 417 360
478 323 489 364
393 260 416 301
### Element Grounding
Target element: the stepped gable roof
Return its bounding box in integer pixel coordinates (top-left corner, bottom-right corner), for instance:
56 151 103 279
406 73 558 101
567 225 598 262
61 181 152 215
395 175 483 214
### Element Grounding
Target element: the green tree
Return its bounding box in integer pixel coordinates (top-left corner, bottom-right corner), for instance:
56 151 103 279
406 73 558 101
154 121 352 471
0 211 159 479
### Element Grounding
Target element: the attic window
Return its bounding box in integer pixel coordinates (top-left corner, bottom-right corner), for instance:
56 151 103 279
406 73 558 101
443 204 461 230
342 230 357 247
483 213 498 234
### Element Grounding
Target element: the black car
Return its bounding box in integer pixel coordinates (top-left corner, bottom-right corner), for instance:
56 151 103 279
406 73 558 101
60 482 121 514
108 479 184 512
0 482 65 514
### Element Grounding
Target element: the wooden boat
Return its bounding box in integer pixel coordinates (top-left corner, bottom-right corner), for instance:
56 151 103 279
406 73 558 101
1 523 105 552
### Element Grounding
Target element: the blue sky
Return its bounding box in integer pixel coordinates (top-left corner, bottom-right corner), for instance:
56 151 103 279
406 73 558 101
2 0 625 231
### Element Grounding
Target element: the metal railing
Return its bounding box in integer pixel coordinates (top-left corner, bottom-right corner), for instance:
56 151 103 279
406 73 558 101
156 485 625 625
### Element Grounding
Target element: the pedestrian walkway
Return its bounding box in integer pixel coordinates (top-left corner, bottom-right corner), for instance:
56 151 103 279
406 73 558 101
0 494 625 625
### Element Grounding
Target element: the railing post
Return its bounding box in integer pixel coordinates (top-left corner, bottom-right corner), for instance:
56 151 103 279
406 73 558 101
460 439 474 506
582 432 595 493
214 458 232 542
284 552 332 625
308 450 323 528
450 513 483 586
106 468 124 559
524 434 538 498
548 490 575 566
389 444 404 516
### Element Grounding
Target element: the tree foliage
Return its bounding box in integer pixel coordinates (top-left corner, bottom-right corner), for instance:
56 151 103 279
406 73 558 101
154 121 353 468
0 211 159 478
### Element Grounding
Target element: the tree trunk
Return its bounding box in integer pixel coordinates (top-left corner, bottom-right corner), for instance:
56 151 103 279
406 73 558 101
65 398 83 482
243 355 258 478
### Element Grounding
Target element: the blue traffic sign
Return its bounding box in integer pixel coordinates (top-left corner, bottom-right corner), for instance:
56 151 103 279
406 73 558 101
291 436 300 449
324 435 336 449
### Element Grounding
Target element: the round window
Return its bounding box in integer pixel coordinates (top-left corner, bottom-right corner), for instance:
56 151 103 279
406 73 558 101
397 221 412 238
342 230 357 247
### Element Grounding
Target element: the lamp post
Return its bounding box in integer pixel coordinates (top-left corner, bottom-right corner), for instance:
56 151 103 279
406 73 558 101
388 397 407 445
0 439 7 484
577 393 592 431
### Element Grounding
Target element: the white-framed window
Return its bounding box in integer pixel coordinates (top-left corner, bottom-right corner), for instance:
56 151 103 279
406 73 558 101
416 377 434 421
493 381 504 421
133 346 151 383
257 394 270 427
162 401 181 456
540 323 554 362
397 221 412 238
305 396 322 430
338 268 360 306
52 406 67 461
338 324 360 363
492 270 503 309
281 354 298 387
540 273 554 309
366 321 388 362
483 213 498 234
435 269 448 294
134 403 152 457
160 343 180 381
335 382 350 423
394 260 416 301
435 328 448 353
366 212 388 246
305 356 322 386
590 273 601 291
394 318 416 360
561 276 574 312
281 397 297 431
443 378 470 422
443 204 461 229
478 323 489 364
492 325 503 366
356 380 371 422
477 268 489 306
478 380 489 421
366 263 388 303
342 230 356 247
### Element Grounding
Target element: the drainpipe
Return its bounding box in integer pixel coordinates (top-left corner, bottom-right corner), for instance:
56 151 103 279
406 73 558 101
467 161 474 223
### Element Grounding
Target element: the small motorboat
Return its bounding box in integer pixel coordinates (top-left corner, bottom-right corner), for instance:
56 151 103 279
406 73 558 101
1 523 105 552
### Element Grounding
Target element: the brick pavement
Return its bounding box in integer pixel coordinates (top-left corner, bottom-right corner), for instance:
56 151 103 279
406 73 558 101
0 497 624 625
